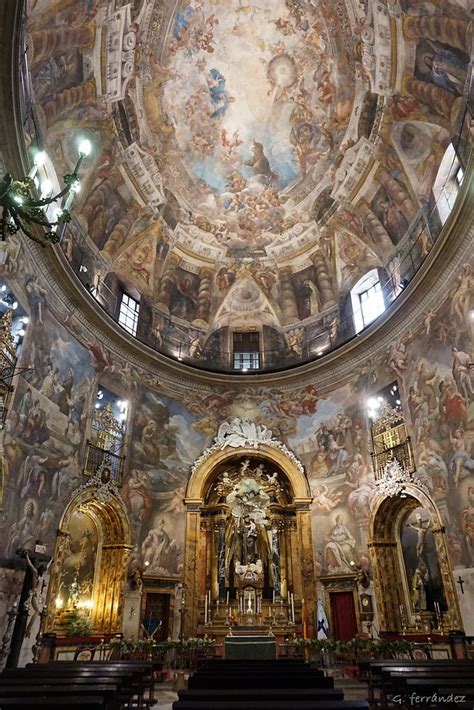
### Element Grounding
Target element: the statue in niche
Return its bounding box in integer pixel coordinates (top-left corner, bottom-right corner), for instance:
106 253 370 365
225 475 271 576
412 562 428 612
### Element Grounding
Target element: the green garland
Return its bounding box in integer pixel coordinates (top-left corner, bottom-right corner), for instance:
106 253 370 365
288 637 416 658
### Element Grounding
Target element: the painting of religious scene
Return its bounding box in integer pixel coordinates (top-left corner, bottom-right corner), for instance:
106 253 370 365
157 0 355 251
124 387 207 577
56 510 98 611
401 507 447 613
413 39 470 99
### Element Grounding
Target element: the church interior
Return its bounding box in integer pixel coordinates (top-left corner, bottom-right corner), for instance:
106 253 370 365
0 0 472 707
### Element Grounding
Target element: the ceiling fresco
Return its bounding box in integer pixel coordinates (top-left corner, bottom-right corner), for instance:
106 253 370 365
24 0 472 368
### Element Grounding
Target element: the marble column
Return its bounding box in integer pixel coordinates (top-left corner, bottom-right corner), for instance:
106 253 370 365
403 76 457 122
279 268 299 324
43 78 97 128
311 250 337 308
102 202 141 260
378 169 418 222
156 254 180 313
359 202 395 251
193 269 213 325
403 14 470 54
29 24 95 67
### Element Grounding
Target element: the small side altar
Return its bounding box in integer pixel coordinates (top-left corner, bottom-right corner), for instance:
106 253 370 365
225 627 276 660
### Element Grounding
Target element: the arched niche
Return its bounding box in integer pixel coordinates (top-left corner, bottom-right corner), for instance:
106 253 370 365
46 485 132 635
368 485 462 634
183 443 315 637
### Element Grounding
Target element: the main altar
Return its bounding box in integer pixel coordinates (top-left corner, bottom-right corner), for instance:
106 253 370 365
182 418 316 653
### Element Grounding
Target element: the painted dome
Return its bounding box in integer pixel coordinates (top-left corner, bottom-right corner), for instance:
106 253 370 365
24 0 472 370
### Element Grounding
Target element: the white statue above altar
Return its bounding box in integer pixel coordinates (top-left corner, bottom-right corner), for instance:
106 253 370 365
215 417 273 449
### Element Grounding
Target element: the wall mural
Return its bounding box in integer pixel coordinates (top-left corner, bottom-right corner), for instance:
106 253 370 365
21 0 472 366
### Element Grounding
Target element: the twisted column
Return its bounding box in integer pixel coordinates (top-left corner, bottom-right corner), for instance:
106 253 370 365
403 14 470 53
311 250 337 308
279 268 299 324
359 202 395 251
102 202 141 260
80 171 122 229
43 78 97 127
29 24 95 67
156 254 180 313
378 169 418 222
403 76 457 122
193 269 213 324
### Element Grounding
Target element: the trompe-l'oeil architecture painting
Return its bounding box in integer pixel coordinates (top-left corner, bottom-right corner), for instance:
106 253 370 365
0 0 471 667
23 0 471 369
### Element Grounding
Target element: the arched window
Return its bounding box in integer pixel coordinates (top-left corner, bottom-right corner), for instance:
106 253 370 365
432 143 465 225
350 269 386 334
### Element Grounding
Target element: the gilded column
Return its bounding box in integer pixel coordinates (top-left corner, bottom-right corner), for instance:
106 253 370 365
29 24 95 66
102 202 142 260
157 254 180 313
431 524 463 630
295 504 316 637
183 505 202 638
279 268 299 324
368 541 403 632
311 250 337 309
193 269 213 325
403 14 470 54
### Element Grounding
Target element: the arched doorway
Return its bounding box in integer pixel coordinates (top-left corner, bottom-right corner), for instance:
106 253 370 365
46 470 132 634
183 436 315 639
368 484 462 634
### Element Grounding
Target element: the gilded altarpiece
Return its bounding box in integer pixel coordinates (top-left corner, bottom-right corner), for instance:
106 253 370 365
368 485 462 635
183 438 315 640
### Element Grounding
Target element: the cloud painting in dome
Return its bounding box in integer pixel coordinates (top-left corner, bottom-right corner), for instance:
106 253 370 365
157 0 354 238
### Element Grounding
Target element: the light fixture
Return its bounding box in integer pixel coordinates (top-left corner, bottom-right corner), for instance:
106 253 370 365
97 389 103 400
18 328 25 337
0 285 6 292
22 316 29 324
0 138 92 245
242 367 248 373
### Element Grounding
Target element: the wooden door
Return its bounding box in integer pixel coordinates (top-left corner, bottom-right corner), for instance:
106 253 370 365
329 591 358 641
142 592 170 641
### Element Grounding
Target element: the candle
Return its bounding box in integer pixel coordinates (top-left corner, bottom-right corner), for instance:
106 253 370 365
291 593 295 623
226 591 229 605
273 590 275 604
204 593 208 624
268 604 271 618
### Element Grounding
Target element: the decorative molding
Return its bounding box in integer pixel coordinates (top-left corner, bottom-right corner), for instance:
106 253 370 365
375 458 429 498
191 418 305 475
74 460 124 505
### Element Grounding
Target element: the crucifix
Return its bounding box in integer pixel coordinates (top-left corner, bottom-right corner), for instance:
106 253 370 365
457 576 465 595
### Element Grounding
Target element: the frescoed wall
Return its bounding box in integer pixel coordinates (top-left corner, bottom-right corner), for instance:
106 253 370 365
18 0 471 366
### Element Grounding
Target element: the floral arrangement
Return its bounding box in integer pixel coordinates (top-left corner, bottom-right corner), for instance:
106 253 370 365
288 637 416 658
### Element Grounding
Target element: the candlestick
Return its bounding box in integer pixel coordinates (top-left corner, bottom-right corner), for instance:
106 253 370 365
273 590 275 604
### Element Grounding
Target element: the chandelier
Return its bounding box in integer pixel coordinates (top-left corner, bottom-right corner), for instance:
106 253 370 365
0 140 92 246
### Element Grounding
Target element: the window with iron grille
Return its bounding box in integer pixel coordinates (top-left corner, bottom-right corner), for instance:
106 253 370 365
118 292 140 336
233 331 260 371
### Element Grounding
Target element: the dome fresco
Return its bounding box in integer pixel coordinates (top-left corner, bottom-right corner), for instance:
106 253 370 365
24 0 472 370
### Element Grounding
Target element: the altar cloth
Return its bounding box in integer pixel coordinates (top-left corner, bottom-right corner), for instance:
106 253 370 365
225 634 276 660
